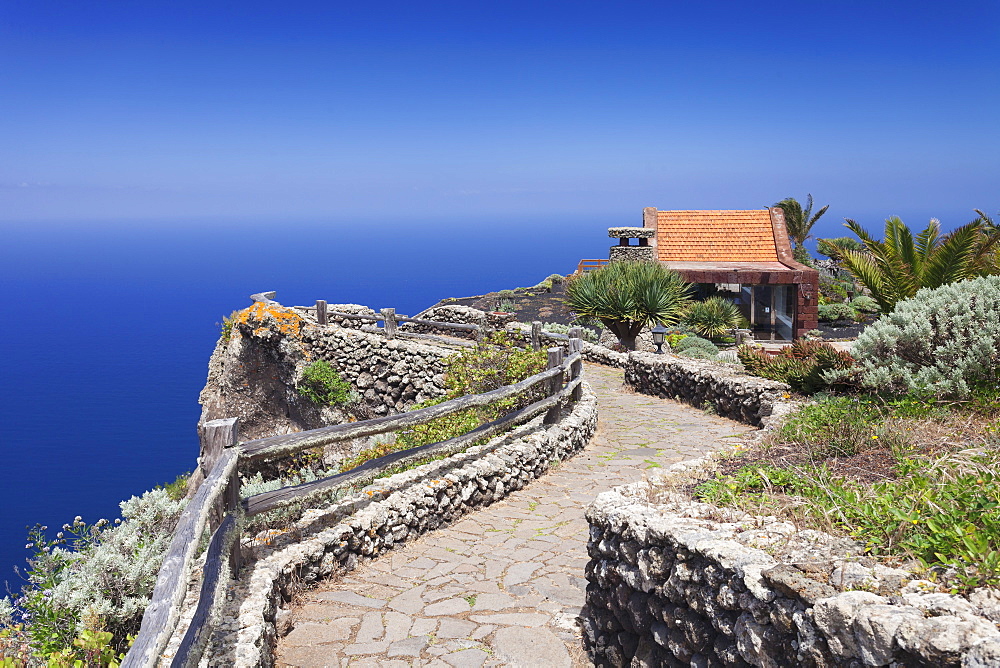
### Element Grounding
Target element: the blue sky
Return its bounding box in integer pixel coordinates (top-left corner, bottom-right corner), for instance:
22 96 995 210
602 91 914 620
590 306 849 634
2 0 997 235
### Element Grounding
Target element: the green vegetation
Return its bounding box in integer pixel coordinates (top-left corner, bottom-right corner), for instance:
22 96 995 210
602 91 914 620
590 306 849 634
817 302 856 322
672 334 719 360
563 261 692 350
699 270 1000 590
218 310 240 343
540 322 598 343
695 391 1000 591
816 236 862 261
2 489 187 662
850 275 1000 398
839 214 1000 312
297 360 352 406
682 296 743 340
775 194 829 251
737 339 855 394
155 471 190 501
339 332 546 472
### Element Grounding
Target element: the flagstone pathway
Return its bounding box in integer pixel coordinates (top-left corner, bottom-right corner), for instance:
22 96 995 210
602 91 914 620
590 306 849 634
274 363 753 668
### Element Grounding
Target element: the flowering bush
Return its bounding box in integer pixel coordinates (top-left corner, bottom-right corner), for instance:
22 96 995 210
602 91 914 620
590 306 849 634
12 488 186 659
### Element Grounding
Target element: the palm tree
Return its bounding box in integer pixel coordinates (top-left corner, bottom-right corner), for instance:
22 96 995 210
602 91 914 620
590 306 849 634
839 215 1000 312
775 194 830 249
563 261 692 350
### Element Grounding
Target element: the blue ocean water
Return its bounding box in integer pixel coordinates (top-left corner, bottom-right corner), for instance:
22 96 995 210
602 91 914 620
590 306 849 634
0 215 610 592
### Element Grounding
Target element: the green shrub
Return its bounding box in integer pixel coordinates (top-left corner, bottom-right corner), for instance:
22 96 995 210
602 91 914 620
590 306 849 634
850 295 880 314
852 276 1000 398
218 310 240 343
297 360 352 406
498 289 516 299
696 450 1000 591
818 274 852 304
817 302 856 322
155 471 190 501
738 339 855 394
16 489 187 657
541 322 598 343
817 236 863 261
673 335 719 360
335 333 546 471
682 297 742 339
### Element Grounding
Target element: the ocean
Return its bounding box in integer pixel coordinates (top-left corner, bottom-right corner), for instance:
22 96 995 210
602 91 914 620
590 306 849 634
0 215 609 592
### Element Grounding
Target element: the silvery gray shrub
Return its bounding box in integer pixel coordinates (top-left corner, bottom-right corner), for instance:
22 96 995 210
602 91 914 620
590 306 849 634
48 488 186 638
847 275 1000 398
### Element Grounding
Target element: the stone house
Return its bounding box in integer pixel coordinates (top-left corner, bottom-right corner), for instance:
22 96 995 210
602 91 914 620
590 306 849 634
600 207 819 340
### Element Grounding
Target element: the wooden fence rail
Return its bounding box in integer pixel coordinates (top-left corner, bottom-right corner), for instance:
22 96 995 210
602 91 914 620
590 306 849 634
122 303 585 667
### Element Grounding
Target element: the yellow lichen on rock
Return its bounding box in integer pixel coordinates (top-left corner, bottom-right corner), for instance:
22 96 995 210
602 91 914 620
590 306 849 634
235 302 306 339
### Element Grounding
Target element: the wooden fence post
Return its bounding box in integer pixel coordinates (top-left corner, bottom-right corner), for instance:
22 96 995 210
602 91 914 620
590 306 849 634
531 321 542 351
199 418 238 533
225 464 243 574
544 347 564 424
381 308 397 339
568 336 583 401
199 418 238 482
315 300 328 325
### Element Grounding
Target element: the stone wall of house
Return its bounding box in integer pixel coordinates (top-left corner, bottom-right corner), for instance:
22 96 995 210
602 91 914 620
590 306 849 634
623 352 793 427
199 385 600 667
584 476 1000 668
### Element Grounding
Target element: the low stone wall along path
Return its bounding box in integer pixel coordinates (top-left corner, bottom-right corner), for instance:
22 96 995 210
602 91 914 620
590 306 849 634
274 363 752 667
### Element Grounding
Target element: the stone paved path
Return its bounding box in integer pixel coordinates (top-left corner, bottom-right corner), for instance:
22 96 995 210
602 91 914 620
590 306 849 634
274 364 752 668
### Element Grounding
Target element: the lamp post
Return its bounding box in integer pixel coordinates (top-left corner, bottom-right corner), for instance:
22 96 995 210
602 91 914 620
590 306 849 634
651 323 667 354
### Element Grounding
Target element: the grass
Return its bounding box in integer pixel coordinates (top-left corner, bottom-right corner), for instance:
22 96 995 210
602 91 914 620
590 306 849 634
688 390 1000 592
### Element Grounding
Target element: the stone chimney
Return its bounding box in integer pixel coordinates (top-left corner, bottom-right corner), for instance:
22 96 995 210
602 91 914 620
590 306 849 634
608 227 656 262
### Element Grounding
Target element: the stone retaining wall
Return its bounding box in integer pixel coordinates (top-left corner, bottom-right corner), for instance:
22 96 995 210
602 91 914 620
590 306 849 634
624 352 793 427
584 476 1000 668
200 384 599 667
303 326 450 416
403 304 484 340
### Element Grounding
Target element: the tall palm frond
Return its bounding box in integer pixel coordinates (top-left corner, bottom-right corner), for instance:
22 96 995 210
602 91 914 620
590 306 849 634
776 194 829 248
841 215 1000 312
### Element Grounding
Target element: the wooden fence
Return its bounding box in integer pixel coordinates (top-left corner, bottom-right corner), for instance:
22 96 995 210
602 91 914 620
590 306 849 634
122 299 585 667
575 258 609 274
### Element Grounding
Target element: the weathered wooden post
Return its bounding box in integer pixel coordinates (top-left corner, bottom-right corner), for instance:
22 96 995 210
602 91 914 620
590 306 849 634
199 418 238 533
381 308 397 339
531 321 542 351
225 463 243 573
568 335 583 402
315 300 328 325
544 347 564 424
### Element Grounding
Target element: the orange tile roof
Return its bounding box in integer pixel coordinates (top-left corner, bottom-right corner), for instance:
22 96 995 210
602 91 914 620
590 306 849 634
656 210 779 263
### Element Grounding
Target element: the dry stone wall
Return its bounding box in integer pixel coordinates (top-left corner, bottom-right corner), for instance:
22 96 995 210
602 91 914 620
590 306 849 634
584 476 1000 668
624 352 793 427
402 304 484 340
201 385 599 667
302 325 450 416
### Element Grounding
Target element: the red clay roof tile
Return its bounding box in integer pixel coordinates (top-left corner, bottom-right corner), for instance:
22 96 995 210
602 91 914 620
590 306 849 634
656 210 779 262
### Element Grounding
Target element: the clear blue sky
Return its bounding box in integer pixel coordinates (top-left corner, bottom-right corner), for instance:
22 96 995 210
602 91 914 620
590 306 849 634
2 0 997 235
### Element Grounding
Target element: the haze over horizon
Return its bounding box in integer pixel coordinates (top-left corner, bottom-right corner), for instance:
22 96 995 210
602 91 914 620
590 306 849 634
2 0 997 236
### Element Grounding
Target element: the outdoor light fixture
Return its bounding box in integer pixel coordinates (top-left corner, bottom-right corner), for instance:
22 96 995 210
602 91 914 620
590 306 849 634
651 323 667 354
